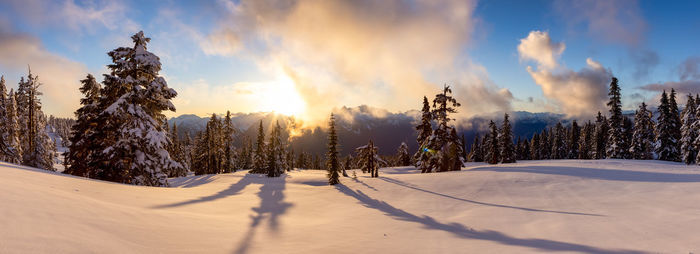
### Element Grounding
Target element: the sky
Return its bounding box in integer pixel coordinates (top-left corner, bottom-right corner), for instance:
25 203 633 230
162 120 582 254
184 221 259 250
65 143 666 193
0 0 699 127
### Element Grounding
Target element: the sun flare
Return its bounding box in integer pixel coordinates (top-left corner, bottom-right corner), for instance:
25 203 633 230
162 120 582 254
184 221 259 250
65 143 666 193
259 75 306 117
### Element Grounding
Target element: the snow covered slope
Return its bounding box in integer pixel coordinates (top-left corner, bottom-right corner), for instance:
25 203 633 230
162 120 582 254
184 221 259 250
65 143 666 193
2 160 700 253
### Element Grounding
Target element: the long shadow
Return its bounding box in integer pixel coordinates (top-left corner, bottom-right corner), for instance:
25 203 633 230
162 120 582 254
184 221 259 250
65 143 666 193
471 165 700 183
169 174 216 188
352 177 378 191
233 175 293 254
378 177 603 217
336 185 646 254
152 174 259 209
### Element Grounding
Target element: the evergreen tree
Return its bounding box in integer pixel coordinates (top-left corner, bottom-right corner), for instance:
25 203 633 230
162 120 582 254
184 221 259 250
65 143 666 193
65 74 102 176
539 128 550 159
499 113 516 163
568 120 580 159
326 114 340 185
460 134 468 161
396 142 411 166
356 140 381 177
630 102 655 160
343 155 353 173
468 135 483 162
656 90 681 161
680 95 697 164
605 77 626 158
2 89 21 164
669 89 682 158
530 133 540 160
413 96 432 164
92 32 181 185
578 121 594 159
551 122 566 159
266 121 286 177
416 85 462 173
251 120 266 173
223 111 236 172
593 112 608 159
485 120 499 164
19 69 55 170
520 138 531 160
0 76 19 162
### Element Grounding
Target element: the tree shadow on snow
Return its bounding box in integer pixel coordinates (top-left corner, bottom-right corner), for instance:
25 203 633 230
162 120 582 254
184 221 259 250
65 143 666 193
168 174 217 188
153 174 272 209
233 175 293 254
378 177 603 217
335 185 645 254
471 166 700 183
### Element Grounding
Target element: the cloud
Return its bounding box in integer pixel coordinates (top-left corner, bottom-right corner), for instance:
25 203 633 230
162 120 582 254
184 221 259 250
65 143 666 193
519 31 613 117
630 49 659 81
553 0 647 46
517 30 565 69
0 27 87 118
678 57 700 81
639 81 700 95
200 0 512 127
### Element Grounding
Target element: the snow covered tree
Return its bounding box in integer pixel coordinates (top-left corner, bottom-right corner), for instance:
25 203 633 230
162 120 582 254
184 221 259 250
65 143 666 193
0 75 19 163
578 121 594 159
567 120 580 159
396 142 411 166
468 135 483 162
593 112 608 159
669 89 682 157
413 96 432 164
326 114 340 185
605 77 626 159
2 89 21 164
485 120 499 164
630 102 655 160
223 111 236 172
416 85 462 173
266 121 286 177
461 134 468 161
356 139 382 177
551 122 566 159
539 128 550 160
65 74 102 176
91 31 181 186
499 113 516 163
656 90 681 162
18 69 55 171
530 133 540 160
680 95 696 164
251 120 266 174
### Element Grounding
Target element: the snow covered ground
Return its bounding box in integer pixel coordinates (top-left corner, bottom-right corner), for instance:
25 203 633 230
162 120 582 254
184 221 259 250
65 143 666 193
2 160 700 253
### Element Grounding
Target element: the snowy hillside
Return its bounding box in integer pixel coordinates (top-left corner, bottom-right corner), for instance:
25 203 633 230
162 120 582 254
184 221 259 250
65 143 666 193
2 160 700 253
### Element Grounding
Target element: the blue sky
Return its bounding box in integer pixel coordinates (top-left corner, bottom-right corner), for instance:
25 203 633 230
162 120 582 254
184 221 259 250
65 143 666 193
0 0 698 123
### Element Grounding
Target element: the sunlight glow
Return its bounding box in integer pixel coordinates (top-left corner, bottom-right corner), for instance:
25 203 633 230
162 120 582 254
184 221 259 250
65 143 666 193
259 75 307 117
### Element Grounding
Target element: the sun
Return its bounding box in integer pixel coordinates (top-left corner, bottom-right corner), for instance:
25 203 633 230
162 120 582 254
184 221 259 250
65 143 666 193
260 75 306 117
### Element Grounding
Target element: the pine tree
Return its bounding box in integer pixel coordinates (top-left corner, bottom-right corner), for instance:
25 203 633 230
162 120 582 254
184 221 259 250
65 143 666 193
530 133 540 160
251 120 266 173
327 114 340 185
416 85 462 173
605 77 626 158
460 134 468 161
2 89 21 164
468 135 483 162
414 96 432 164
499 113 516 163
396 142 411 166
578 121 594 159
485 120 499 164
593 112 608 159
680 95 697 164
92 31 181 186
65 74 102 176
265 121 287 177
0 75 19 162
539 128 550 159
520 138 531 160
223 111 236 172
669 89 682 160
19 69 55 171
568 120 580 159
356 140 381 177
630 102 655 160
551 122 566 159
656 90 680 161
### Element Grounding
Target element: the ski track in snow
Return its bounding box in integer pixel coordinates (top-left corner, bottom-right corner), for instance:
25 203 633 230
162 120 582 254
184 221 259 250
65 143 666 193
1 159 699 253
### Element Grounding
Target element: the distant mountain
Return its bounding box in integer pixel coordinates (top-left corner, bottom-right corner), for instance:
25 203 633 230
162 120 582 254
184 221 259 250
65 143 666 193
168 107 570 156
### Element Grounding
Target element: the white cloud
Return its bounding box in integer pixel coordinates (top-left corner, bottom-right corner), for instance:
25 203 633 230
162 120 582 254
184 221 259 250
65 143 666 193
519 31 612 117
